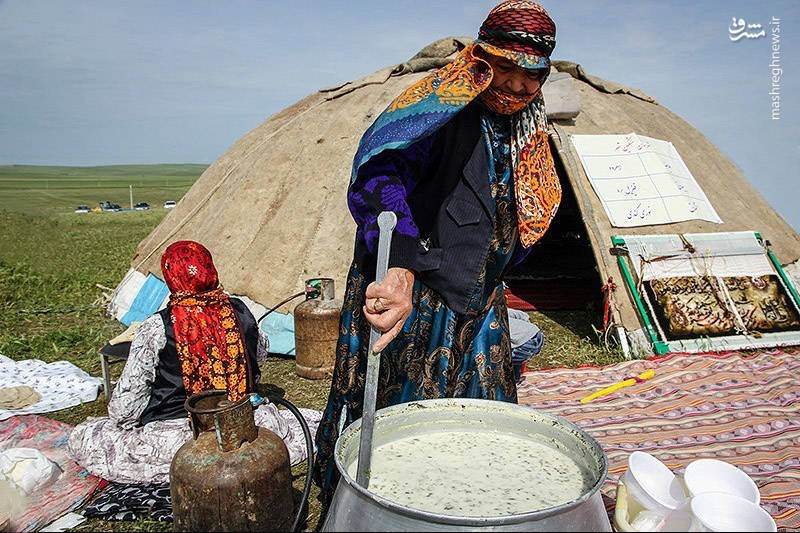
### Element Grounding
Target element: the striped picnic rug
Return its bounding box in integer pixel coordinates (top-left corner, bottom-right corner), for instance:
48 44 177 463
517 348 800 531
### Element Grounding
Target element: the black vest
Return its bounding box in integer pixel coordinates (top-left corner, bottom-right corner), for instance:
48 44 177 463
358 103 497 314
138 297 260 426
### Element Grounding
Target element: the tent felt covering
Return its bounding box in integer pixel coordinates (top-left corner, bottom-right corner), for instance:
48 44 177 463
127 37 800 348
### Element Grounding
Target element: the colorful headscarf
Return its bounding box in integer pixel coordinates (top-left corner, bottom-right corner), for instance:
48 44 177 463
351 0 561 248
161 241 249 402
477 0 557 62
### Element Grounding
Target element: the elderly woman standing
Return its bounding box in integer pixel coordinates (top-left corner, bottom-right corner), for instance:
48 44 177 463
314 1 561 505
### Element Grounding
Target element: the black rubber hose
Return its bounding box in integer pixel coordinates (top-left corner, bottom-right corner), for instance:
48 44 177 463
257 291 306 324
270 396 315 532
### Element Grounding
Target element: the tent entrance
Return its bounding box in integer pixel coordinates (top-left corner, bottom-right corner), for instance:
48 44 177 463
505 145 602 313
613 232 800 354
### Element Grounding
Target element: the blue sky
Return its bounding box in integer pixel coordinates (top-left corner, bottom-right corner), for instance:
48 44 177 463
1 0 797 229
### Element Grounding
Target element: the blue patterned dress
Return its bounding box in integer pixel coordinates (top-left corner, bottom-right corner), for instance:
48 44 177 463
313 109 520 506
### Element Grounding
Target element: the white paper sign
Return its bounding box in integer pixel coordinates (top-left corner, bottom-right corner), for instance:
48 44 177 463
570 133 722 227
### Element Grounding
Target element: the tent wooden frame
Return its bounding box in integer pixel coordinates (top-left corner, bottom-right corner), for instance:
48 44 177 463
611 232 800 355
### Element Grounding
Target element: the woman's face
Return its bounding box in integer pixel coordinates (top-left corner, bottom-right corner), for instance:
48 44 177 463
481 52 544 98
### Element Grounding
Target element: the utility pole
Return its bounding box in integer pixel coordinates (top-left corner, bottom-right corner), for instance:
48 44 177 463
129 185 133 210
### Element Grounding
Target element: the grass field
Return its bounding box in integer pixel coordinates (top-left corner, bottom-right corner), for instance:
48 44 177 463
0 164 204 215
0 164 625 531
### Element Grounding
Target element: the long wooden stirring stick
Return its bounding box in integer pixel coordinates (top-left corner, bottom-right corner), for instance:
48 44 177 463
356 211 397 488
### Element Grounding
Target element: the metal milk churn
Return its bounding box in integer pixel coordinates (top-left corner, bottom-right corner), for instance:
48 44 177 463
294 278 341 379
170 390 293 532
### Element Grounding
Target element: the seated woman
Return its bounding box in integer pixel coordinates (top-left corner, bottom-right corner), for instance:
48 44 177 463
508 307 544 383
69 241 320 484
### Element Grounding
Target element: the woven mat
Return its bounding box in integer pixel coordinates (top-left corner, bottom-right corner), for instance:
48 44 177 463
517 349 800 531
0 415 107 532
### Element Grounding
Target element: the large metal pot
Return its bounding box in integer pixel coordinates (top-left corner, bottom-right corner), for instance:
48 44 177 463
323 399 611 532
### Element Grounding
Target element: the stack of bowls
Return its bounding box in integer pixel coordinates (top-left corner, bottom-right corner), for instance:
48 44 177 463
621 452 776 532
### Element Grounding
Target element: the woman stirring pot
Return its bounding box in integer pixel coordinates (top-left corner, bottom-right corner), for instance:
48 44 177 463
314 0 561 508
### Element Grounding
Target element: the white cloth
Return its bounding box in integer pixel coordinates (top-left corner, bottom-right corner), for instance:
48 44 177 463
107 268 147 322
0 448 62 496
40 512 87 532
0 354 102 421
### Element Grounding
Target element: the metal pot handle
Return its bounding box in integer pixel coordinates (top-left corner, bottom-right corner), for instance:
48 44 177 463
251 394 315 532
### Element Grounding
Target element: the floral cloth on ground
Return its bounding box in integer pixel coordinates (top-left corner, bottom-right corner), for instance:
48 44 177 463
0 354 101 421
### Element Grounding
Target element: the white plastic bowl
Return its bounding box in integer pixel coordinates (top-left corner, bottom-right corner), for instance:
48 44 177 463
624 451 686 513
684 459 760 504
690 493 775 531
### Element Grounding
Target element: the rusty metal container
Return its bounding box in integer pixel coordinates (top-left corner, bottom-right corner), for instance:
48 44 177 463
294 278 341 379
170 391 294 532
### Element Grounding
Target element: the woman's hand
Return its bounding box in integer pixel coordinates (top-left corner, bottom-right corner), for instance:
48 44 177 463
363 267 415 353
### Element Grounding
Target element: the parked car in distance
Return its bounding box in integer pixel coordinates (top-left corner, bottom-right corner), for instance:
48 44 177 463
100 201 122 212
134 202 150 211
163 200 177 209
75 205 90 213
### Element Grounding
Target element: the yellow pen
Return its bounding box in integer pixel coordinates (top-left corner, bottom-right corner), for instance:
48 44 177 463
580 369 655 404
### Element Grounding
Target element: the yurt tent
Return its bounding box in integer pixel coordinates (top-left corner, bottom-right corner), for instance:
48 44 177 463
115 37 800 356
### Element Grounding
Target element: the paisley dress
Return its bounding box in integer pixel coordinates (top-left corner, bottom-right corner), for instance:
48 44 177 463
314 109 520 506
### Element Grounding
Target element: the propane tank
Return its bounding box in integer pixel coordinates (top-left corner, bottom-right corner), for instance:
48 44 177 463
294 278 341 379
170 391 294 532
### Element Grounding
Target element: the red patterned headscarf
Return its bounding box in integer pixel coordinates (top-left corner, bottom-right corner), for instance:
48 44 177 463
161 241 249 402
476 1 556 115
478 0 556 59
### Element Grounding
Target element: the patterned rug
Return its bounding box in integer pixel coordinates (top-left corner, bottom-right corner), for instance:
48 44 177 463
0 415 107 532
83 482 172 522
517 348 800 531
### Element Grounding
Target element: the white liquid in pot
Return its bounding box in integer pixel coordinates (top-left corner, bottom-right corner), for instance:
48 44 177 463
346 429 594 517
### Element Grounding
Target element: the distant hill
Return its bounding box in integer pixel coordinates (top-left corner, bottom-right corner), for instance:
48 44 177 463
0 163 207 181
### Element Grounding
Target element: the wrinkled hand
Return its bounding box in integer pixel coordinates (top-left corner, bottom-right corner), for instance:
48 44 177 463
363 267 415 353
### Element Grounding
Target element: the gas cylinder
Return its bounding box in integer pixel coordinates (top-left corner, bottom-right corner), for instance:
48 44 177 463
170 391 294 532
294 278 341 379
